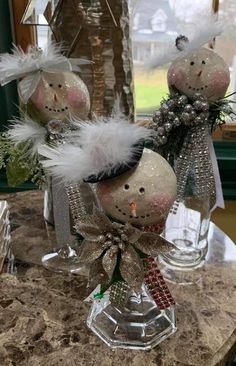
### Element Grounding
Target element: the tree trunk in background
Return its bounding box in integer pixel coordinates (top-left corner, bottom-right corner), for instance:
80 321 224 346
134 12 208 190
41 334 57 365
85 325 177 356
50 0 134 119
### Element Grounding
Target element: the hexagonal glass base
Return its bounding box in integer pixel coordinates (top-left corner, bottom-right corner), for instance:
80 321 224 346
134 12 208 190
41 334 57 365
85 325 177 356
87 285 176 350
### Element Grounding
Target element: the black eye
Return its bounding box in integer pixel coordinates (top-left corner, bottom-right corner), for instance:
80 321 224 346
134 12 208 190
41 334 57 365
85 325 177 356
58 84 62 88
190 61 194 66
202 60 206 64
124 184 129 190
139 187 145 194
49 83 53 87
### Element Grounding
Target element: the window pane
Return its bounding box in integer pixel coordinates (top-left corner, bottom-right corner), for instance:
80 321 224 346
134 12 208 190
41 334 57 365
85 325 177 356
130 0 212 115
130 0 236 142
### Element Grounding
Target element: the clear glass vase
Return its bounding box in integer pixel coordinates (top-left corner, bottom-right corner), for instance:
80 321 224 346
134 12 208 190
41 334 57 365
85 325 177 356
87 282 176 350
42 181 95 274
161 195 211 271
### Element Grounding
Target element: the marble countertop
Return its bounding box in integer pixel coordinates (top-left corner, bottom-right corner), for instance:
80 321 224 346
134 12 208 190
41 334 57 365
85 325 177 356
0 191 236 366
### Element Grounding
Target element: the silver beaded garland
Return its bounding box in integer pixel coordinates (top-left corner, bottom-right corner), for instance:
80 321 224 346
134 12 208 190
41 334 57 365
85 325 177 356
193 100 203 111
151 91 212 147
164 122 172 132
184 104 193 113
157 126 165 136
178 95 188 105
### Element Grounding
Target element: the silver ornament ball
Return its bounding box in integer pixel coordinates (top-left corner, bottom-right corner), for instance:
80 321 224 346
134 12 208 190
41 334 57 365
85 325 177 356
173 117 181 126
164 122 172 133
180 112 191 124
193 100 203 111
160 103 169 115
184 104 193 113
178 95 188 105
157 126 166 136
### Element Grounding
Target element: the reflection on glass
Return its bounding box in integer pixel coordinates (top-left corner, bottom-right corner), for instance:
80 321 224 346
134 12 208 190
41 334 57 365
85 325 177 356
21 0 59 26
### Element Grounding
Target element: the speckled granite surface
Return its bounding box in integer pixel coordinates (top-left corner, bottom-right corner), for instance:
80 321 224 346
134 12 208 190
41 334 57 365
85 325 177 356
0 191 236 366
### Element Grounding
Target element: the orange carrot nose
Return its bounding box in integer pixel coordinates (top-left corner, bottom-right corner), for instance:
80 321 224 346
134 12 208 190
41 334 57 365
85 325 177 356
54 94 58 102
129 201 137 218
197 70 202 77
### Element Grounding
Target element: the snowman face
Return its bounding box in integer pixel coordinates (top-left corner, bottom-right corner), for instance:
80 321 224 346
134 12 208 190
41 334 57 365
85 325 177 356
167 48 230 102
96 149 177 227
19 71 90 123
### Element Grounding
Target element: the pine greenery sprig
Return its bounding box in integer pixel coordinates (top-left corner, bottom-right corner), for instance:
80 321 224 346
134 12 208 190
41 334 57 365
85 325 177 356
0 133 46 188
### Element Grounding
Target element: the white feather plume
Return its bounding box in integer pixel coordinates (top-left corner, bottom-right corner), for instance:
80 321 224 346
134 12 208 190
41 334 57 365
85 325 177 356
7 115 47 154
39 115 152 183
0 42 91 86
147 17 223 69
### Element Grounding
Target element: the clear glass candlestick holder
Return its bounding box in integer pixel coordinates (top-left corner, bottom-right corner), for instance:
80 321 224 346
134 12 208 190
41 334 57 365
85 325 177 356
87 283 176 350
161 195 211 272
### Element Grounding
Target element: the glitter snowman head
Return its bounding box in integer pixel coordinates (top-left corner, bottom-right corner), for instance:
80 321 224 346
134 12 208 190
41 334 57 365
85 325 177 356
18 71 90 123
40 117 177 228
167 47 230 102
96 148 177 227
0 43 91 123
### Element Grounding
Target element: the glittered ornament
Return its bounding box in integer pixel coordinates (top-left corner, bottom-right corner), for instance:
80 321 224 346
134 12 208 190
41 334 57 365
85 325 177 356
0 43 91 124
40 114 177 349
167 48 230 102
19 71 90 123
96 148 177 228
149 27 231 270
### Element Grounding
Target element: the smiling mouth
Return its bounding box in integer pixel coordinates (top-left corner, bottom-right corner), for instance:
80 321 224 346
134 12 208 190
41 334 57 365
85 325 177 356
185 82 208 91
115 205 151 219
45 106 68 113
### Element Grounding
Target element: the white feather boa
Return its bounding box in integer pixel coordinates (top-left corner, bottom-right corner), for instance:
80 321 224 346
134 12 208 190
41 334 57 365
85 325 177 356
39 116 152 183
7 115 47 154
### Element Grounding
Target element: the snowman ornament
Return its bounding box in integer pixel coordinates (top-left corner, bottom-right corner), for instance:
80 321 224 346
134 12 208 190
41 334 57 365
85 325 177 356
0 43 91 137
167 46 230 102
96 148 176 232
40 115 177 233
20 70 90 124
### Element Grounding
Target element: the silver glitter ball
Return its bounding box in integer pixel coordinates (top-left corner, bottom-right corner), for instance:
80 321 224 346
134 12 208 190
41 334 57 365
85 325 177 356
106 233 113 240
157 126 165 136
167 111 175 120
98 235 106 243
160 103 169 114
201 101 209 111
194 116 204 125
173 117 181 126
153 110 162 122
113 236 121 243
178 95 188 105
193 100 203 111
164 122 172 133
167 99 176 109
180 112 191 124
184 104 193 113
159 135 167 145
189 110 197 120
199 112 209 122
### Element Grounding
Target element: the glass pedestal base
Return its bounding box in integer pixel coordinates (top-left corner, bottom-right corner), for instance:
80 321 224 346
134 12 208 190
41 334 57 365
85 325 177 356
160 241 208 271
87 286 176 350
41 244 87 274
